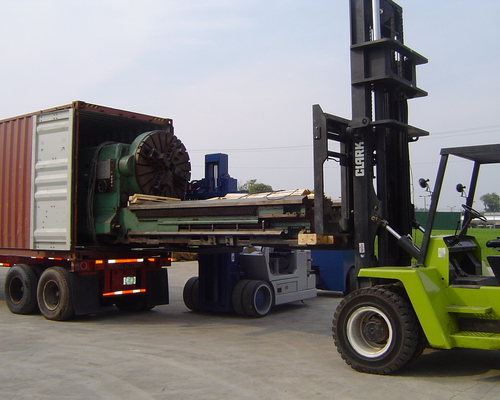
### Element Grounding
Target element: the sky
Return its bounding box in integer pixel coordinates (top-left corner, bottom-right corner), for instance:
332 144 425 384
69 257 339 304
1 0 499 212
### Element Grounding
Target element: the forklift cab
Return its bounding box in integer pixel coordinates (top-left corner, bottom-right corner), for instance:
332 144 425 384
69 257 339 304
419 143 500 286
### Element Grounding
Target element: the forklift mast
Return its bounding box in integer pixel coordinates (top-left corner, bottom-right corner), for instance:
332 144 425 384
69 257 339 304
314 0 427 269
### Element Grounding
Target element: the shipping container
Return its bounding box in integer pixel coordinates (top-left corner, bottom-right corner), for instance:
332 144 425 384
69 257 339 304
0 101 173 257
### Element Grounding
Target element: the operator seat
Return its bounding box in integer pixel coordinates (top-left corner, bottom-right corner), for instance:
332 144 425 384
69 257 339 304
486 239 500 282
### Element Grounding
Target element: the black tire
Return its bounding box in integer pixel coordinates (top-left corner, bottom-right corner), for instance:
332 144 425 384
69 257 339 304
241 280 273 318
114 295 152 312
409 329 428 363
4 264 40 315
378 284 428 363
232 279 252 316
344 266 358 295
333 285 420 374
37 267 74 321
182 276 200 311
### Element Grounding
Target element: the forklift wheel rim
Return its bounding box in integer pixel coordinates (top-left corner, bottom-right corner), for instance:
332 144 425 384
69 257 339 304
346 305 393 358
254 284 272 315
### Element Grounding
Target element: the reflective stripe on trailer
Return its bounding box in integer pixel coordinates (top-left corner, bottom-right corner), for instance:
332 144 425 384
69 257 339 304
102 289 146 297
108 259 144 264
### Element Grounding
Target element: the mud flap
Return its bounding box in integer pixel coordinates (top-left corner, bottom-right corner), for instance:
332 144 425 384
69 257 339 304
145 268 169 307
69 273 101 316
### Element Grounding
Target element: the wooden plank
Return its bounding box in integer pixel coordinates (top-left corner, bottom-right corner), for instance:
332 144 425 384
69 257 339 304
211 189 311 200
129 194 181 204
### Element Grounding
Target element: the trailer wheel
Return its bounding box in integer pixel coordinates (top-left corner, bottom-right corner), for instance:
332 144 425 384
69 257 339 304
241 280 273 318
182 276 199 311
37 267 74 321
333 286 420 374
114 295 152 312
4 264 40 315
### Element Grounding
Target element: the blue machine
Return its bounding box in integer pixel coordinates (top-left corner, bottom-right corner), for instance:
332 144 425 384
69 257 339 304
311 250 355 294
187 153 239 199
197 253 241 313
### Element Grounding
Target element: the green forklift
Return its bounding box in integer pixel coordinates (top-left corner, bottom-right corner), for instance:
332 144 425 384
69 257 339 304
313 0 500 373
334 143 500 374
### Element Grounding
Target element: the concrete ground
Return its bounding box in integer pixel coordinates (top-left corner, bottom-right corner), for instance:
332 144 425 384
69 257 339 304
0 262 500 400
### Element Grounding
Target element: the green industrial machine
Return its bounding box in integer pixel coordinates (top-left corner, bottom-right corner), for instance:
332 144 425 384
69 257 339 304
79 129 191 244
80 130 344 249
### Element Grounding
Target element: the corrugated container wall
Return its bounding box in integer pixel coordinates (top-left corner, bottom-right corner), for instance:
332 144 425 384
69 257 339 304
0 115 33 249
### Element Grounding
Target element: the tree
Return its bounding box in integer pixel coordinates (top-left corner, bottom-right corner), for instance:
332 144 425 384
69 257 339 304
480 192 500 212
238 179 273 194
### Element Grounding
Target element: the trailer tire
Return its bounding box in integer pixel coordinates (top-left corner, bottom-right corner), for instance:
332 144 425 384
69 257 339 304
241 280 273 318
5 264 40 315
183 276 199 311
333 286 420 374
232 279 252 316
37 267 74 321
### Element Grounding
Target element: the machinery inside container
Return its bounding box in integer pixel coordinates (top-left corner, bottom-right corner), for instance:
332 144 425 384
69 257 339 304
74 107 191 246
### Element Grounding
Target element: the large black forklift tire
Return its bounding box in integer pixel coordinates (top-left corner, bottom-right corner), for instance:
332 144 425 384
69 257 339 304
332 286 421 374
37 267 74 321
182 276 200 311
4 264 40 315
232 279 251 316
378 284 428 363
240 280 273 318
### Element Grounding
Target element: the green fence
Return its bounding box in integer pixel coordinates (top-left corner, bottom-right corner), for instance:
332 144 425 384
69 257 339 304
415 212 461 230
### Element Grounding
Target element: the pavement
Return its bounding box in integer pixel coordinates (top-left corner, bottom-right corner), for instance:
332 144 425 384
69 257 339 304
0 261 500 400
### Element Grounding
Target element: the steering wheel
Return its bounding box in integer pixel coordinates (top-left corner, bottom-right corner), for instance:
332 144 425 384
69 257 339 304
462 204 487 222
